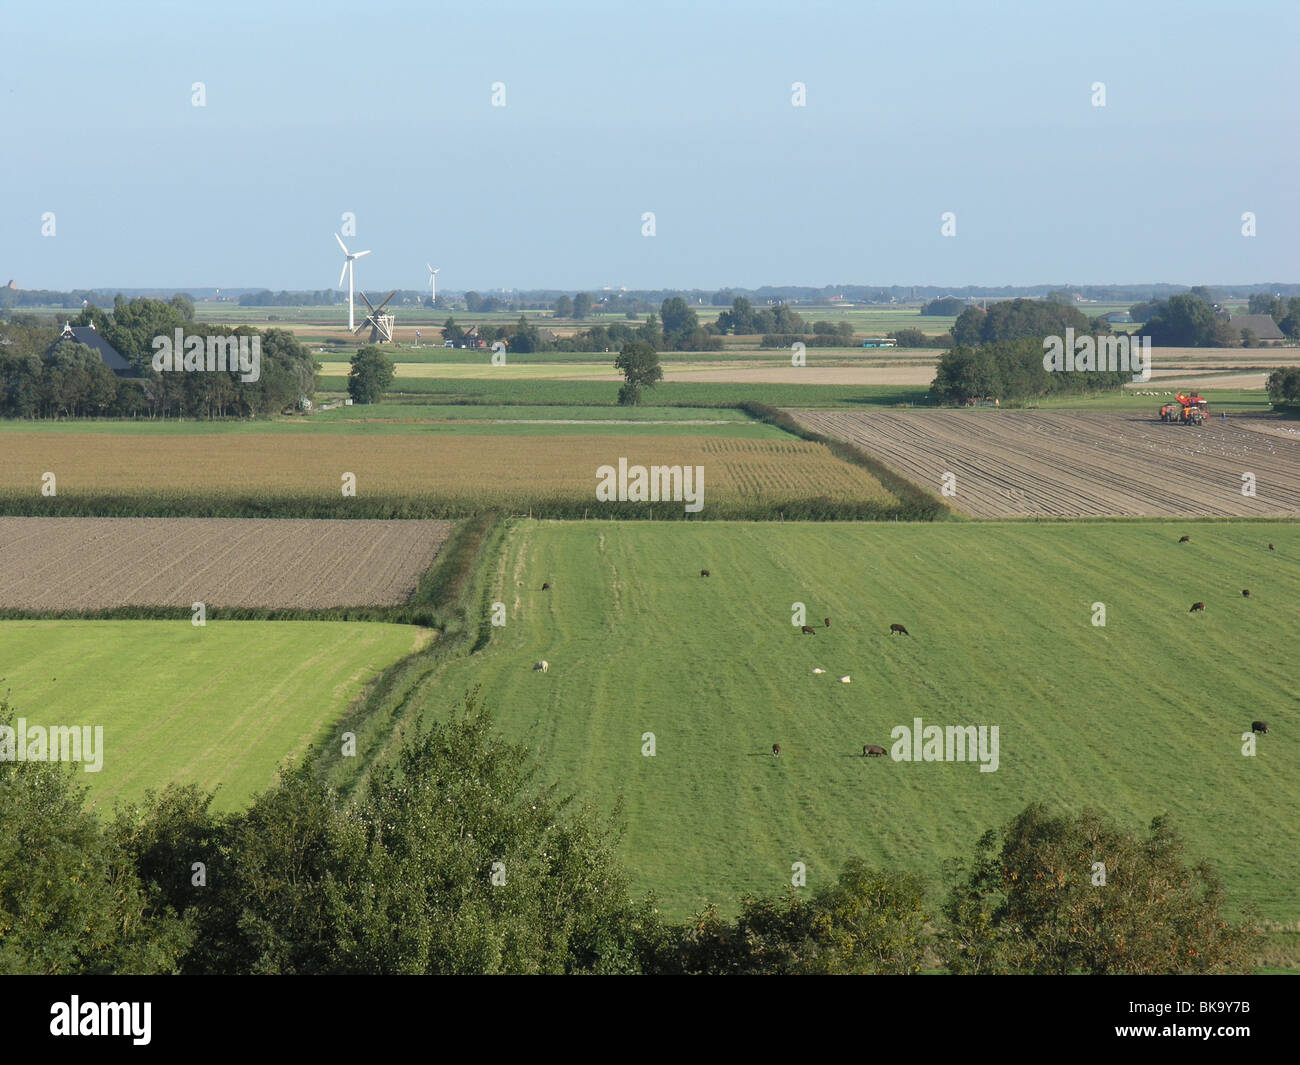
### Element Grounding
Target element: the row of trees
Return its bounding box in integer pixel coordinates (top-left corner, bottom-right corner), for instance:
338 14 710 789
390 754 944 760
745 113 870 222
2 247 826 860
0 693 1259 974
932 337 1130 404
0 298 319 418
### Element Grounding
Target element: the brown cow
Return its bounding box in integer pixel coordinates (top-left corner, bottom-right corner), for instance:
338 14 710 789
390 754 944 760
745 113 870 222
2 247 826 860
772 743 782 756
1179 535 1190 543
700 569 710 577
541 582 550 590
800 625 816 635
1252 721 1269 734
824 617 831 628
863 744 887 757
1243 589 1251 598
1269 543 1275 551
890 623 910 636
1190 601 1205 612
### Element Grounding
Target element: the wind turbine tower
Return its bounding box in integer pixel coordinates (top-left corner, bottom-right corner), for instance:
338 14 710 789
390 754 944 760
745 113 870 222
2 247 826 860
427 263 440 304
335 233 371 331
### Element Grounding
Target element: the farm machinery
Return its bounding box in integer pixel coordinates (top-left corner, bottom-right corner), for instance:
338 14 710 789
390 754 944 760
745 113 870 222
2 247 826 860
1159 392 1207 425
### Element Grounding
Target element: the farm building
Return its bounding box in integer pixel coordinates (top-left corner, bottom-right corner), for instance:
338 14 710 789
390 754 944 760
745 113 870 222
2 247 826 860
1226 314 1285 341
47 322 139 376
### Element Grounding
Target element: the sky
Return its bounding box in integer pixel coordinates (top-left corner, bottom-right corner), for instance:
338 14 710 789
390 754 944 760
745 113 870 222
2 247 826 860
2 0 1297 292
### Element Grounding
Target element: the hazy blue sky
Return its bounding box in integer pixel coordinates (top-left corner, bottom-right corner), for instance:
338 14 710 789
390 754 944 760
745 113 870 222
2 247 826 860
3 0 1296 291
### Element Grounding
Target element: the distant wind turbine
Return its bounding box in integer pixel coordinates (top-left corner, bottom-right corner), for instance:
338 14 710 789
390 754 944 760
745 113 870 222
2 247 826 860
335 233 371 331
427 263 440 303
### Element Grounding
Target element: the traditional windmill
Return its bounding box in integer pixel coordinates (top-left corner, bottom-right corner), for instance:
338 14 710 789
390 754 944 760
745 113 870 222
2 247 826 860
355 290 397 344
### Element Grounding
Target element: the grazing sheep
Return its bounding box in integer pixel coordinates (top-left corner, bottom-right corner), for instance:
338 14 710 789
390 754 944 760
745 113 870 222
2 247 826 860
1252 721 1269 734
839 675 851 684
700 569 710 577
812 668 826 674
800 625 816 635
772 743 782 757
533 660 549 673
541 582 550 590
1178 535 1190 543
863 744 887 757
824 617 831 628
890 623 910 636
1243 589 1251 598
1189 601 1205 612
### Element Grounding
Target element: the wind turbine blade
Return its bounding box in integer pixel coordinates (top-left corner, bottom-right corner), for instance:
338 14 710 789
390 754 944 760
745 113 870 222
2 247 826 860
353 250 371 258
427 264 434 274
338 262 349 288
335 233 349 255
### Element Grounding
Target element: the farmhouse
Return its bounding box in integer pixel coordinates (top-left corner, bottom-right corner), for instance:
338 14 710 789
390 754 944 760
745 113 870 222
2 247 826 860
47 322 138 377
1227 314 1285 342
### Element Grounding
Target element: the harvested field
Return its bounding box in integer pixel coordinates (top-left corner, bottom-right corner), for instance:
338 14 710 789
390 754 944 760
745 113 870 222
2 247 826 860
0 433 893 508
0 518 452 610
791 409 1300 517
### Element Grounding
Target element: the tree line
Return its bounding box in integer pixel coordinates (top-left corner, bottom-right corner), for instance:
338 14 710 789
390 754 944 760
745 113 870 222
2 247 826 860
0 693 1259 975
0 297 319 419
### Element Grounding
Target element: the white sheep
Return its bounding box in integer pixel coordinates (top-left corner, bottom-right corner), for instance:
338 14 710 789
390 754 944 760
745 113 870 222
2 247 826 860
812 668 826 674
533 660 549 673
840 675 851 684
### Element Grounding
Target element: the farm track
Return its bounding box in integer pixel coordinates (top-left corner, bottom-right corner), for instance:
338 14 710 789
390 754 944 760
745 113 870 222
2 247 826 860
0 518 452 610
791 410 1300 517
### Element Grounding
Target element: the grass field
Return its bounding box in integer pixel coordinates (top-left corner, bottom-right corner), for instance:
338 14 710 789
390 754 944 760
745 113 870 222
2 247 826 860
393 519 1300 924
0 620 427 811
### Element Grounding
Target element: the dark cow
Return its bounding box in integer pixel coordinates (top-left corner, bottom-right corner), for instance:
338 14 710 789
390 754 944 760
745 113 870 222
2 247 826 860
1189 601 1205 612
1252 721 1269 734
772 743 782 757
1269 543 1275 551
700 569 710 577
1178 535 1191 543
890 623 910 636
824 617 831 628
541 582 550 590
1243 589 1251 598
863 744 887 757
800 625 816 635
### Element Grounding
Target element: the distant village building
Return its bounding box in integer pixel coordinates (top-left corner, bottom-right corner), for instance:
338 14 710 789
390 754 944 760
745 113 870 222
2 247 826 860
1226 313 1285 341
47 321 138 376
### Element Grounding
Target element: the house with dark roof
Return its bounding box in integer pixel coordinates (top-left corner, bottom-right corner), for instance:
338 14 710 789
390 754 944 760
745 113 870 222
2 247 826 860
1227 314 1285 342
48 322 139 376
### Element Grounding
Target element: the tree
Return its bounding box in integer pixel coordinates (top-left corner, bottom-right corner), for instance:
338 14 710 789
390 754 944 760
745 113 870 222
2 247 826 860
464 291 484 313
508 315 538 354
940 804 1259 974
890 327 927 347
347 344 395 404
572 292 592 320
552 295 573 318
659 297 697 349
442 317 464 344
951 306 986 347
0 699 189 973
613 340 662 405
921 296 967 316
1144 293 1233 347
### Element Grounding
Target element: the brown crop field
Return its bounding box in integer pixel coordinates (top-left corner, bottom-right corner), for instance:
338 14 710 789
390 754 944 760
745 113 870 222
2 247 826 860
0 517 452 610
792 409 1300 518
0 433 894 508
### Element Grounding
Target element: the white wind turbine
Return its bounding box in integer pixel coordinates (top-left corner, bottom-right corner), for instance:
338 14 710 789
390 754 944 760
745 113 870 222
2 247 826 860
427 263 440 304
335 233 371 331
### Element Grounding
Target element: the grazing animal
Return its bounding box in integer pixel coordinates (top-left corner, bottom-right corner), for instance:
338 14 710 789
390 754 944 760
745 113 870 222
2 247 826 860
541 582 550 590
533 660 549 673
800 625 816 635
824 617 831 628
839 675 851 684
812 668 826 674
1178 535 1190 543
863 744 887 757
890 623 910 636
700 569 710 577
1189 601 1205 612
772 743 782 757
1269 543 1275 551
1252 721 1269 734
1243 589 1251 598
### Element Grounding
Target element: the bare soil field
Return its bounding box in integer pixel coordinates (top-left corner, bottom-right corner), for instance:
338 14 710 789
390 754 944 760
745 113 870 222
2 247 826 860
792 409 1300 517
0 518 453 610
